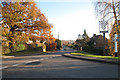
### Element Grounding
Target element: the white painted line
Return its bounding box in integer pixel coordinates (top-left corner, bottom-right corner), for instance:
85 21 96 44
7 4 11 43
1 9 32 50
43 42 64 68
0 66 8 70
33 60 39 62
12 64 20 67
25 61 33 64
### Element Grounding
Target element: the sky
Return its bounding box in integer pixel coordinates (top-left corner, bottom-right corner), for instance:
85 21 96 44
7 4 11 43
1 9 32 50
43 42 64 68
35 1 109 40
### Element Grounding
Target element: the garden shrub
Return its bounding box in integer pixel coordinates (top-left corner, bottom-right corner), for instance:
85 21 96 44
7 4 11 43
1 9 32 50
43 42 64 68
2 47 11 54
16 44 25 51
83 46 103 55
46 43 57 51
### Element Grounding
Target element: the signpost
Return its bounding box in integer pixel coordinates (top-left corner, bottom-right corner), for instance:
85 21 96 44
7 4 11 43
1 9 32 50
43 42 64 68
99 20 108 56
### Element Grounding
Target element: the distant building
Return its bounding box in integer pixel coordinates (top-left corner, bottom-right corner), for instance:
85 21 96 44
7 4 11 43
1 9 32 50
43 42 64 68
61 40 75 46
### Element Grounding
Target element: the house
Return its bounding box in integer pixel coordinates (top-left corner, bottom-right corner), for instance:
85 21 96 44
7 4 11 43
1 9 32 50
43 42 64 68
88 34 109 55
91 34 108 50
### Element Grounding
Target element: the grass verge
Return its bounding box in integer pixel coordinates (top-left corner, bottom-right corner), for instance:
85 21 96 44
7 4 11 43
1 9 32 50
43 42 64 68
2 48 43 56
71 51 119 60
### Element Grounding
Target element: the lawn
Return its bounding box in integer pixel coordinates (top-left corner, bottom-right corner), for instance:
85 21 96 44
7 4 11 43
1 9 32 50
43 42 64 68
2 48 43 56
71 51 119 60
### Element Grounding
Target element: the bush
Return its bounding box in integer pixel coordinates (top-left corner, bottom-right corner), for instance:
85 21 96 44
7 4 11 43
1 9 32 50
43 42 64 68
26 43 37 50
46 43 57 51
73 44 80 50
2 48 11 54
12 44 25 52
16 44 25 51
83 46 103 55
2 41 11 54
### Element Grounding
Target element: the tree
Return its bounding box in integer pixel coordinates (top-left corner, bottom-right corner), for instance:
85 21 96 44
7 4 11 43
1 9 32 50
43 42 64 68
1 2 29 52
82 29 90 46
56 39 62 50
95 0 119 22
75 29 89 50
1 2 56 53
94 0 120 56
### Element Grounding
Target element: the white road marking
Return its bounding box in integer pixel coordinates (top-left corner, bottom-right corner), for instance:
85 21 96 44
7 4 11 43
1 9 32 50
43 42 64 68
0 55 61 70
0 66 8 70
25 61 33 64
33 60 39 62
12 64 20 67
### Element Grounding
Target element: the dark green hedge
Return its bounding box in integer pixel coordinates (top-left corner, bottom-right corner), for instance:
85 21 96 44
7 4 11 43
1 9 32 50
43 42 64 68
82 46 103 55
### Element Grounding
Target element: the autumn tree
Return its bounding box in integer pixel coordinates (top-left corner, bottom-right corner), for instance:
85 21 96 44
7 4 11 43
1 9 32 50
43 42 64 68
1 1 56 53
1 2 29 52
94 0 120 56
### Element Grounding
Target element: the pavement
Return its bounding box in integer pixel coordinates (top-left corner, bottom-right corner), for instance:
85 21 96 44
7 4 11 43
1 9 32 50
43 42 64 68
1 51 61 59
2 56 15 59
62 53 119 65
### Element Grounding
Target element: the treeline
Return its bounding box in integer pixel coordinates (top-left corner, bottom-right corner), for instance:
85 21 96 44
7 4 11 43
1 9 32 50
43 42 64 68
1 2 57 54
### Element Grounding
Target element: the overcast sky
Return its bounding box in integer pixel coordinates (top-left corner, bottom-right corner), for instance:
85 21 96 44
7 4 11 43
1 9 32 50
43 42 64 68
35 1 109 40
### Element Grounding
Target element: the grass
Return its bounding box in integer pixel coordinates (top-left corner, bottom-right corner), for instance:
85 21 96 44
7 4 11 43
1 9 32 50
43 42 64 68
2 48 43 56
71 51 120 60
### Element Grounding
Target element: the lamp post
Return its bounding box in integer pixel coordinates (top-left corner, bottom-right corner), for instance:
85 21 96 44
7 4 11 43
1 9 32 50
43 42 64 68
99 20 108 56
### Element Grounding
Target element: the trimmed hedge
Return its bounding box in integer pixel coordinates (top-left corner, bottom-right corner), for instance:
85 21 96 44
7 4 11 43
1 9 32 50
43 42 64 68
82 46 103 55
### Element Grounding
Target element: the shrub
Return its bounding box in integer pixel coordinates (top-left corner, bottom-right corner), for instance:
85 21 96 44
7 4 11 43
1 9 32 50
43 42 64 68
16 44 25 51
2 41 11 54
46 43 57 51
26 43 37 50
83 46 103 55
2 48 11 54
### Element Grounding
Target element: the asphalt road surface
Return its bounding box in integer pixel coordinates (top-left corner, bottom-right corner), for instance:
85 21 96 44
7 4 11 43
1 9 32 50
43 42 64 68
1 48 118 78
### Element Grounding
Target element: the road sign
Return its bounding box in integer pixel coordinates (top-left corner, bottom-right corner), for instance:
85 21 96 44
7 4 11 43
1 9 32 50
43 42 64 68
100 31 108 33
99 20 108 33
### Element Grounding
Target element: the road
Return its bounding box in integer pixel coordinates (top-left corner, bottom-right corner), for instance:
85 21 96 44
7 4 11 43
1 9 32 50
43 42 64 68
1 48 118 78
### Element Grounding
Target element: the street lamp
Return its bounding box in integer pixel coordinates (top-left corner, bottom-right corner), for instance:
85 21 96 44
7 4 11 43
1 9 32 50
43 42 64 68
99 20 108 56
